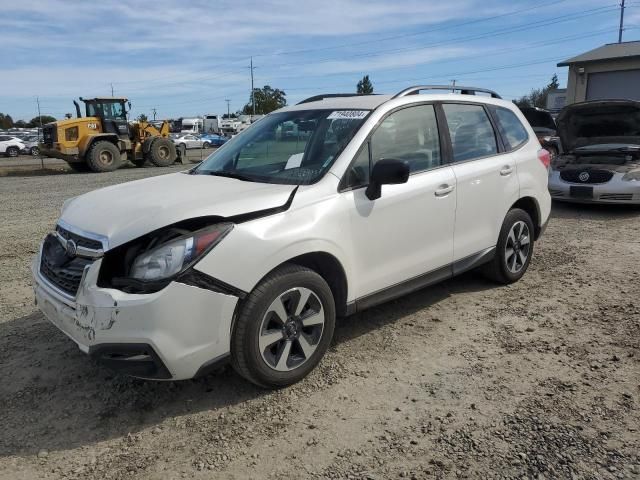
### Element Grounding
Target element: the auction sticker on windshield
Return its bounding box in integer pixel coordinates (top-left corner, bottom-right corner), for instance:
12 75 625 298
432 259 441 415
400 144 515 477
327 110 369 120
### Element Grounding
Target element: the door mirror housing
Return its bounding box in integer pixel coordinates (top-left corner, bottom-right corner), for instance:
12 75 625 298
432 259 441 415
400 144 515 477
365 158 410 200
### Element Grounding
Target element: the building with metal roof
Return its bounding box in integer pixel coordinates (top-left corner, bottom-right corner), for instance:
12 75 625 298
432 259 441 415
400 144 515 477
557 41 640 104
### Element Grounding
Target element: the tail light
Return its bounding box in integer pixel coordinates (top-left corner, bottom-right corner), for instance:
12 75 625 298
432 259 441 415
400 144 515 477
538 149 551 170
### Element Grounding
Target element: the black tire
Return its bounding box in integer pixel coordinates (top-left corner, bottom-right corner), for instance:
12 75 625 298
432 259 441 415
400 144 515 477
6 146 19 157
30 146 40 156
148 138 177 167
203 141 211 149
86 141 121 172
67 162 90 173
482 208 535 284
231 264 336 389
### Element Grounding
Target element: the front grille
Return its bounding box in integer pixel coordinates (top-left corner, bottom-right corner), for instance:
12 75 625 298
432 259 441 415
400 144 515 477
42 124 57 145
40 234 94 296
559 169 614 184
599 193 634 201
56 225 103 250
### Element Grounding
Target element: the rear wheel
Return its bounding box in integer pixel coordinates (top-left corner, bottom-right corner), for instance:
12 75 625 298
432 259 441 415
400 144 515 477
148 138 177 167
203 141 211 149
482 208 534 284
30 146 40 156
6 146 19 157
231 264 336 388
86 141 121 172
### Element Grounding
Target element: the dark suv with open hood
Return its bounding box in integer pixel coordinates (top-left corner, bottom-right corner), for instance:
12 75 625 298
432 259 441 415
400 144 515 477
548 100 640 204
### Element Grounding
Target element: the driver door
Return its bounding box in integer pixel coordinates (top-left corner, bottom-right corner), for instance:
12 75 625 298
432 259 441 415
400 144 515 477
341 104 456 300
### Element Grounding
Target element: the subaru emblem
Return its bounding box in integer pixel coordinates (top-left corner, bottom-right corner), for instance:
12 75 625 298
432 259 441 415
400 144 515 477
66 239 77 257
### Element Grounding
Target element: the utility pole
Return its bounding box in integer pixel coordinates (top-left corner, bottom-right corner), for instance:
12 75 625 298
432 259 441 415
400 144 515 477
110 83 114 97
618 0 626 43
249 57 256 120
36 96 44 169
451 79 456 93
225 99 231 118
152 108 157 121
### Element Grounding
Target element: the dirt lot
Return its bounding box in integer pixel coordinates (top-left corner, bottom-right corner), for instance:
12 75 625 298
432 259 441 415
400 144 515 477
0 167 639 480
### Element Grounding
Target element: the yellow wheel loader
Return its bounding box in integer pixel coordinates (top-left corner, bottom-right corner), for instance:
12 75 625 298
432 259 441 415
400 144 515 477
40 97 177 172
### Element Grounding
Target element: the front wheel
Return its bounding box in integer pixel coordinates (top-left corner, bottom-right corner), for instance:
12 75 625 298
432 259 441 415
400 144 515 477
148 138 177 167
482 208 534 284
231 264 336 388
203 141 211 149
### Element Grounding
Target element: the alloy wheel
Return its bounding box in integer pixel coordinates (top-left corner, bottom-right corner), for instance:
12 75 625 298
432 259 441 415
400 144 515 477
505 220 531 274
258 287 325 372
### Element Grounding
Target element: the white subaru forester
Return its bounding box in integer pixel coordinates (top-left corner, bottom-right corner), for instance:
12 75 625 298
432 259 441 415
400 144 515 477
33 86 551 388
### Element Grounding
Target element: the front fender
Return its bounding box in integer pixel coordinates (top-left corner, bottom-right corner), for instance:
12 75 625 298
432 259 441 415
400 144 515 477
193 189 354 300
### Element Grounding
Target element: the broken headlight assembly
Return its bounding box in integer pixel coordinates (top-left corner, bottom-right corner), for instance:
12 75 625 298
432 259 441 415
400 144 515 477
99 222 233 293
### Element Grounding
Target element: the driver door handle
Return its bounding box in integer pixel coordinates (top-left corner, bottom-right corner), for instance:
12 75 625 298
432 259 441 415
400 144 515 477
500 165 514 176
434 184 455 197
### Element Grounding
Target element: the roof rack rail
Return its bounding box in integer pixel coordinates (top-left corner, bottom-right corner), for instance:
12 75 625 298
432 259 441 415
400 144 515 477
296 93 378 105
392 85 502 99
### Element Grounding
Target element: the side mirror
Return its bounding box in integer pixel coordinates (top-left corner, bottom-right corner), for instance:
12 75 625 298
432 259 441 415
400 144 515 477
366 158 410 200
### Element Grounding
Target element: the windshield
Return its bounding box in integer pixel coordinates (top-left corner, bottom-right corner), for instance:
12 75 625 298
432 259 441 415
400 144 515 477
86 102 126 120
521 108 556 130
194 109 369 184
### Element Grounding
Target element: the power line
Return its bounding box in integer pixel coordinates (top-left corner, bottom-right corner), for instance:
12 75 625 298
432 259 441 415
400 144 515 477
116 4 618 95
253 0 573 58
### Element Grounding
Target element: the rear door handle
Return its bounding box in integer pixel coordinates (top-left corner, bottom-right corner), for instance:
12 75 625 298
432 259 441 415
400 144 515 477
500 165 514 176
434 184 455 197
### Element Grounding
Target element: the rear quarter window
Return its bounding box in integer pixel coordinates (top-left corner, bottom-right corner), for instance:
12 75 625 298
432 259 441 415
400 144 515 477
493 107 529 151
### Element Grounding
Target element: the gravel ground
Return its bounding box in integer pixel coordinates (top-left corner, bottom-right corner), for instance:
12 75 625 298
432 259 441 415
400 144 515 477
0 167 639 480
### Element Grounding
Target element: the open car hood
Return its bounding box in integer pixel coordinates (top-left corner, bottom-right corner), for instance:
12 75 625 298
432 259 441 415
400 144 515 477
556 100 640 152
60 172 296 249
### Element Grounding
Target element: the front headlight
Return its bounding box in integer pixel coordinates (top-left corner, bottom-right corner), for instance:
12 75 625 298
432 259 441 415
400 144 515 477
130 223 233 281
622 171 640 182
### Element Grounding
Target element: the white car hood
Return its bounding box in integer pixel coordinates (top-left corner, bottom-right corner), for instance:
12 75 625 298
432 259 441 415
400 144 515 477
60 172 296 249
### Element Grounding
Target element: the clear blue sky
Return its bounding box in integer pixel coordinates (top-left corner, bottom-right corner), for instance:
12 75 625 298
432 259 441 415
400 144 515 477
0 0 637 121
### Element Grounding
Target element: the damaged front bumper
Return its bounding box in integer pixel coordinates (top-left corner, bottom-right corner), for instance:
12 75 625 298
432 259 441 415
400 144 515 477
32 250 239 380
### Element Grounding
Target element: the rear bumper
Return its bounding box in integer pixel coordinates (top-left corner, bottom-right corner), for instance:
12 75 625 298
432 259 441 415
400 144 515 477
39 144 80 162
548 171 640 204
32 251 239 380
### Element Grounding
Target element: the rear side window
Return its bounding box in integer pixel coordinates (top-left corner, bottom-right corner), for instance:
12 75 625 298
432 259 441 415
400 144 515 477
443 103 498 162
493 107 529 150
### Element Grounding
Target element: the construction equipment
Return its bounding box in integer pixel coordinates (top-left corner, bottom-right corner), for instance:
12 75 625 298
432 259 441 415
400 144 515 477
40 97 177 172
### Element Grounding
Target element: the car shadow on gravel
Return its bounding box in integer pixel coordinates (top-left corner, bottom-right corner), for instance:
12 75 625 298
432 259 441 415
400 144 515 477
0 271 493 458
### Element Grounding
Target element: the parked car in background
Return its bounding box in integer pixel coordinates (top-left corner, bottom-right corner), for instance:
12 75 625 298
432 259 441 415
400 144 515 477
548 99 640 204
520 106 562 159
199 133 228 147
172 134 206 149
32 86 550 388
21 135 41 156
0 135 26 157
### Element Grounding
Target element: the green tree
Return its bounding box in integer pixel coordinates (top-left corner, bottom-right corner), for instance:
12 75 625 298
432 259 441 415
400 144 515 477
14 120 28 128
357 75 374 94
514 74 562 109
28 115 56 127
243 86 286 115
0 113 13 129
137 113 148 122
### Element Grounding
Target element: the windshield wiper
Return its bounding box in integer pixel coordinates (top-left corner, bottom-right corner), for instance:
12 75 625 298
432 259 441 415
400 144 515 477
207 170 256 182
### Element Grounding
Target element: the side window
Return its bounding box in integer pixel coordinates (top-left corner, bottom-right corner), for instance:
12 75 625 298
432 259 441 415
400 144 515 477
371 105 441 174
443 103 498 162
493 107 529 150
344 143 370 189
